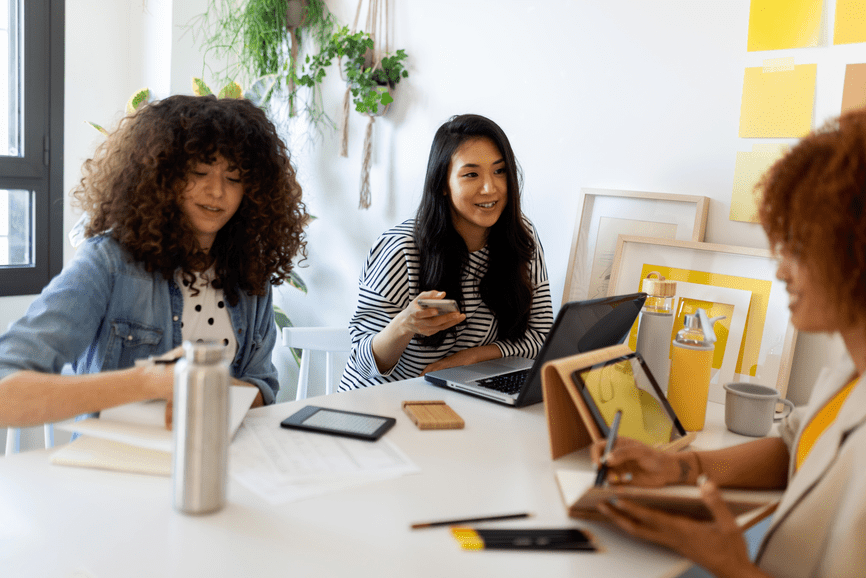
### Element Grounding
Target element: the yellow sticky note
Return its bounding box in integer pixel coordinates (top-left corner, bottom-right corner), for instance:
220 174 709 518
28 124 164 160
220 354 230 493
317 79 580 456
834 0 866 45
747 0 823 51
739 64 817 138
730 145 789 223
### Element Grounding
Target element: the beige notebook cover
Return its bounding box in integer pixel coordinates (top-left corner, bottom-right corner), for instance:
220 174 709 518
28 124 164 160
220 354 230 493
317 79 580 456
50 386 257 476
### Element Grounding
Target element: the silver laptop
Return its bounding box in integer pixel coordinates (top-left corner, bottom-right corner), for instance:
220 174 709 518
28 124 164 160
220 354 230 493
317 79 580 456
423 293 647 407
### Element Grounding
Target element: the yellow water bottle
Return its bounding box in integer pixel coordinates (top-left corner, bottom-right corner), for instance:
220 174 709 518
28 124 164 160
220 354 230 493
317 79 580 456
667 308 724 431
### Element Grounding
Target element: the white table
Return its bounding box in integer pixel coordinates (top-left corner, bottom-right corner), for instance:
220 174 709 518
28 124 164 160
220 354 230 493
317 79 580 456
0 378 754 578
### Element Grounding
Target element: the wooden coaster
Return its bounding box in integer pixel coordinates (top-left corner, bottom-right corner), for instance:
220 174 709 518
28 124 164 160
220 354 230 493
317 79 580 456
402 400 465 430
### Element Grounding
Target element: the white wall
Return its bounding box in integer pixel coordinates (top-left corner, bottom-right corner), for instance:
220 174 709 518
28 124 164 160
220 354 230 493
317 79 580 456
1 0 852 417
276 0 851 403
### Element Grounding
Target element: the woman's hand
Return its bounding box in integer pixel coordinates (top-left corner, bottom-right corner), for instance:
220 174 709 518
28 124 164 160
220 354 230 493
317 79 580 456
591 437 697 487
371 291 465 373
421 344 502 375
597 479 768 578
139 363 175 430
398 291 465 338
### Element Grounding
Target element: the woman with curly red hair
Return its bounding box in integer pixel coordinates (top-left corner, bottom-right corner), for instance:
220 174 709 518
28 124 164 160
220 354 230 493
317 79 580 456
0 94 306 428
590 109 866 578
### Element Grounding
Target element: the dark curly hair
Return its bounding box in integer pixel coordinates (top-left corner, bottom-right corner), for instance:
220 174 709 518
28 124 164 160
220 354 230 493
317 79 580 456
72 94 307 306
759 108 866 322
414 114 535 347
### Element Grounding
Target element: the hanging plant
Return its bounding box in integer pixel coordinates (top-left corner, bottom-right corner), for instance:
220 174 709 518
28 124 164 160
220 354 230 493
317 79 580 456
188 0 337 129
298 24 409 208
299 26 408 115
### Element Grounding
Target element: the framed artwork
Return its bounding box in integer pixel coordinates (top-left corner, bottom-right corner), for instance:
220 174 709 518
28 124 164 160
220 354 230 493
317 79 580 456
562 189 709 305
609 236 797 397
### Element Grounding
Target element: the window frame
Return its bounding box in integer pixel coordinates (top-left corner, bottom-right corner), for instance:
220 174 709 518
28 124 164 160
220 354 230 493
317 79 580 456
0 0 64 296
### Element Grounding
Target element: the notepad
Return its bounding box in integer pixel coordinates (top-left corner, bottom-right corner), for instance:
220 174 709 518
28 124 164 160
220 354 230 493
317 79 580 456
50 386 258 475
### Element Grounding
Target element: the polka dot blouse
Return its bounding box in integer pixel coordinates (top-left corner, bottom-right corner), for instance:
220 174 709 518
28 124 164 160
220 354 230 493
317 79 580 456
176 268 238 361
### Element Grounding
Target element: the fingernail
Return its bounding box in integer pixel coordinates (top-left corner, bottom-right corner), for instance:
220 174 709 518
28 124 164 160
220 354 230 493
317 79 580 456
696 474 709 487
607 497 619 506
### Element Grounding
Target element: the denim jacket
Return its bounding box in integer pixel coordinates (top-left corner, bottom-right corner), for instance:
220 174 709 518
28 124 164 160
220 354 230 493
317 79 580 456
0 235 279 404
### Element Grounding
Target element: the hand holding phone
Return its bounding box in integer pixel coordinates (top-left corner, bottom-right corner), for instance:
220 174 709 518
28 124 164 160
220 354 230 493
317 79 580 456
417 298 460 314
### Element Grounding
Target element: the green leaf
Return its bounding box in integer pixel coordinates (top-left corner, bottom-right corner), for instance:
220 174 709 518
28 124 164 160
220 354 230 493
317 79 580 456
288 270 308 293
218 81 244 99
126 88 150 114
380 91 394 105
273 304 291 330
244 74 278 107
86 121 109 136
191 77 213 96
273 305 302 365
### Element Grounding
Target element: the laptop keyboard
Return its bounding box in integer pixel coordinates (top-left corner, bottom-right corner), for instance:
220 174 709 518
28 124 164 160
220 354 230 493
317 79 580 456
475 369 530 395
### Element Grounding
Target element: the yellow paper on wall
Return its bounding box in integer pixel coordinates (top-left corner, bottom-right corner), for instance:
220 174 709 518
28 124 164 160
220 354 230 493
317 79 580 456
747 0 822 52
834 0 866 45
842 63 866 114
730 144 790 223
739 64 817 138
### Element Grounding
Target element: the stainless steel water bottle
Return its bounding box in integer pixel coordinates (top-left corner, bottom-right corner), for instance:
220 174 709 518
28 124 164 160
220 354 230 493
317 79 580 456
172 341 230 515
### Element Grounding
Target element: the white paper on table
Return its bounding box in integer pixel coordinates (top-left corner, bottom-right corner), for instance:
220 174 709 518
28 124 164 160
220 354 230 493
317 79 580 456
555 469 597 507
56 386 258 452
230 416 420 505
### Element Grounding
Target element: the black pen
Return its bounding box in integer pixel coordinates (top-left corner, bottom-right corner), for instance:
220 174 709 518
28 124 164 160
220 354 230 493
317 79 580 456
595 410 622 487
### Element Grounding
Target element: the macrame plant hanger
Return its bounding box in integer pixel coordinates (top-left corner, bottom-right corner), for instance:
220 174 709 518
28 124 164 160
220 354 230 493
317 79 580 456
340 0 391 209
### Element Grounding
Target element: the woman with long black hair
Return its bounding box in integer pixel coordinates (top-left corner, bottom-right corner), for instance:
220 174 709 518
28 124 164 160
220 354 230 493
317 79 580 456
340 114 553 390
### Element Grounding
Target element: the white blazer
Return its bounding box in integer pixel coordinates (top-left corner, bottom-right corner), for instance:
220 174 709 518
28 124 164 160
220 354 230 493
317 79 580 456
756 355 866 577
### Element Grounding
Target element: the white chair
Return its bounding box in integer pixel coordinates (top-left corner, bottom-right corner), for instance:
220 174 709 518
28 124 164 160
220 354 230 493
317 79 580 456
5 425 54 455
281 327 351 400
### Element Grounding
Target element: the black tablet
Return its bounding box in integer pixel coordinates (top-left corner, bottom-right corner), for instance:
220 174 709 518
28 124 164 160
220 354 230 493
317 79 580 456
280 406 396 441
570 350 687 445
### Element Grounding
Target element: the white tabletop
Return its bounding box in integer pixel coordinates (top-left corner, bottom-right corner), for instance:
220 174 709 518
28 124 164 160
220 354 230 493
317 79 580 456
0 379 755 578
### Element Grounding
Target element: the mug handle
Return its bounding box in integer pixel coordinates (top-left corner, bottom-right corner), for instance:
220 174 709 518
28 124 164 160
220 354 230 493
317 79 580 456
774 398 795 422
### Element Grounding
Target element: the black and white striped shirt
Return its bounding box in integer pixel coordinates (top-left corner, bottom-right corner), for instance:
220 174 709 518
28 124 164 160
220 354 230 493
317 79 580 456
339 218 554 391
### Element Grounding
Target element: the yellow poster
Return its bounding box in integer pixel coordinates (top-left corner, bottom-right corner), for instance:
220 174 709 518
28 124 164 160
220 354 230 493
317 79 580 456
834 0 866 45
730 144 790 223
739 63 817 138
747 0 822 51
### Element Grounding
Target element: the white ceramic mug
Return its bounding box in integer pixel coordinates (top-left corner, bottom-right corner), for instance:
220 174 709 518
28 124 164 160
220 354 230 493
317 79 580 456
723 382 795 437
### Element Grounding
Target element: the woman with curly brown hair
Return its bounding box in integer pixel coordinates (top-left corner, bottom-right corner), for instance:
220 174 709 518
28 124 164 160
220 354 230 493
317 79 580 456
589 109 866 578
0 94 306 428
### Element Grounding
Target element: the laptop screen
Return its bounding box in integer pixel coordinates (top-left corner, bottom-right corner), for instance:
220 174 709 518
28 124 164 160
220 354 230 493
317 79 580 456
517 292 647 406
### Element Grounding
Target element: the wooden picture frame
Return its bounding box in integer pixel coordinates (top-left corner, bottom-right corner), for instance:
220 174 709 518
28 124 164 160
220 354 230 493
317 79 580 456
561 188 709 305
608 236 797 397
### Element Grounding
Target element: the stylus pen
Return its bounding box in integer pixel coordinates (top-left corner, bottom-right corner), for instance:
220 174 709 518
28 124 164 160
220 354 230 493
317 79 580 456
411 512 532 529
595 410 622 487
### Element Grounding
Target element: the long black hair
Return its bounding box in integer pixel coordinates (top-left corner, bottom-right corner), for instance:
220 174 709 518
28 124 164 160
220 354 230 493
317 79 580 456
414 114 535 347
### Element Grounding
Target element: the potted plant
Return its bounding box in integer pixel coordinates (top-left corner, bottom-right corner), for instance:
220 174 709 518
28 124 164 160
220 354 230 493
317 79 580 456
299 26 408 115
188 0 336 128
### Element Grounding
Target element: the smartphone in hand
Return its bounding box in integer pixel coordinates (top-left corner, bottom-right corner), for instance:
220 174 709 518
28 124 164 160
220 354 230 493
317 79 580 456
417 298 460 314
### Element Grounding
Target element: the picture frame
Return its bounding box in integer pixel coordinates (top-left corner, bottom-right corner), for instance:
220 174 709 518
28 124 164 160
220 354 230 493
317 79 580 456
608 236 797 397
562 189 710 305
